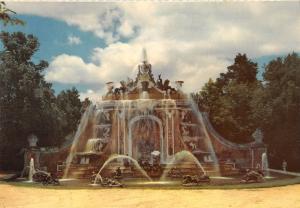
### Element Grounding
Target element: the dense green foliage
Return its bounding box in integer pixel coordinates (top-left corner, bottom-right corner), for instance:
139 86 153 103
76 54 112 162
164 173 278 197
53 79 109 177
0 32 86 170
195 54 261 143
195 53 300 171
261 53 300 171
56 88 84 136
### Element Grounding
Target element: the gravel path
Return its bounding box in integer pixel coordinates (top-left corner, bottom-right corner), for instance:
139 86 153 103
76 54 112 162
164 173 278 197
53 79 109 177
0 183 300 208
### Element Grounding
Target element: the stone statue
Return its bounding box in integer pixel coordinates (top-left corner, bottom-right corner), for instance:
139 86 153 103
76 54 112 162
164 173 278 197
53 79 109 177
126 77 134 89
189 142 197 150
103 111 110 121
181 110 187 121
181 125 190 136
102 127 111 139
106 82 114 95
175 81 184 91
156 74 163 89
181 110 192 123
120 80 127 93
163 79 170 91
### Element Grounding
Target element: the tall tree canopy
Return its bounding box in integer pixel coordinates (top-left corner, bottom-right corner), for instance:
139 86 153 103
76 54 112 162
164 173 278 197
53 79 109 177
195 52 300 171
219 53 258 85
261 53 300 171
196 53 261 143
56 88 83 136
0 32 85 170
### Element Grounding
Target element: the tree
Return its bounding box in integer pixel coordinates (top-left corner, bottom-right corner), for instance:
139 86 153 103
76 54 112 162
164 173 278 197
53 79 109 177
0 2 25 26
0 6 87 170
0 32 48 168
261 53 300 171
0 32 88 170
0 32 69 170
196 78 222 113
82 97 91 111
222 53 258 84
56 88 83 136
196 54 261 143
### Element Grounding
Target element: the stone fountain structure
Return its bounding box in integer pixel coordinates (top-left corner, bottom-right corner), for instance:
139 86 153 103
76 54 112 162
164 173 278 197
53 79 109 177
34 50 266 180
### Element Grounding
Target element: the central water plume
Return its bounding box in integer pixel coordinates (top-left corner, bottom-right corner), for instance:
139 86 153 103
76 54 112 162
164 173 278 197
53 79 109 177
28 157 35 182
160 150 206 180
262 152 270 177
93 154 152 184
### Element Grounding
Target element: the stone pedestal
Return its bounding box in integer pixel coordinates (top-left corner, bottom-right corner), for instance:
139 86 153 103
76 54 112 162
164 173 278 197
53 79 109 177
21 134 41 177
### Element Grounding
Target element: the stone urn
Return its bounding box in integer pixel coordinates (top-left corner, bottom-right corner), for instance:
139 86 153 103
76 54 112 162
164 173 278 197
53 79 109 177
106 82 114 94
175 81 184 91
27 134 38 148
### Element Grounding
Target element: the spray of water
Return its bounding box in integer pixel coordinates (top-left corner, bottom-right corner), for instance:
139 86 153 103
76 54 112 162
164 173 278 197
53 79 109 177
261 152 270 177
160 150 206 180
187 97 220 174
85 138 101 152
28 157 35 182
94 154 152 184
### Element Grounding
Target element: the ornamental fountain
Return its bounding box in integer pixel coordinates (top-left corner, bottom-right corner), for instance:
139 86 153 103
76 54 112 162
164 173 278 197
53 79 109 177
59 49 266 185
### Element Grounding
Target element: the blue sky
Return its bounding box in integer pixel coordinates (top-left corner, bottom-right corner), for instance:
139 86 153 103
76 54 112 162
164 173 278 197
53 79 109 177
2 15 107 93
3 15 106 62
2 2 299 100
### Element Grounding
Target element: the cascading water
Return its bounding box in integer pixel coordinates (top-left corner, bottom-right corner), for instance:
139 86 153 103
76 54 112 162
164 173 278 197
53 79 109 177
63 105 96 178
93 154 152 184
63 94 221 181
140 91 150 99
85 138 102 152
187 97 220 174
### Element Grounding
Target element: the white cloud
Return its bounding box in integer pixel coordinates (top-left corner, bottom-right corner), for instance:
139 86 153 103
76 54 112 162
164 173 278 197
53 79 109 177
80 89 105 103
8 2 127 44
8 2 300 99
46 54 99 84
118 20 135 38
67 35 81 45
46 41 229 94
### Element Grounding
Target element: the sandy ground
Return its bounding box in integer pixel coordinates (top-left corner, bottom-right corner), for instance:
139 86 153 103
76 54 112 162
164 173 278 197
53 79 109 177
0 184 300 208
